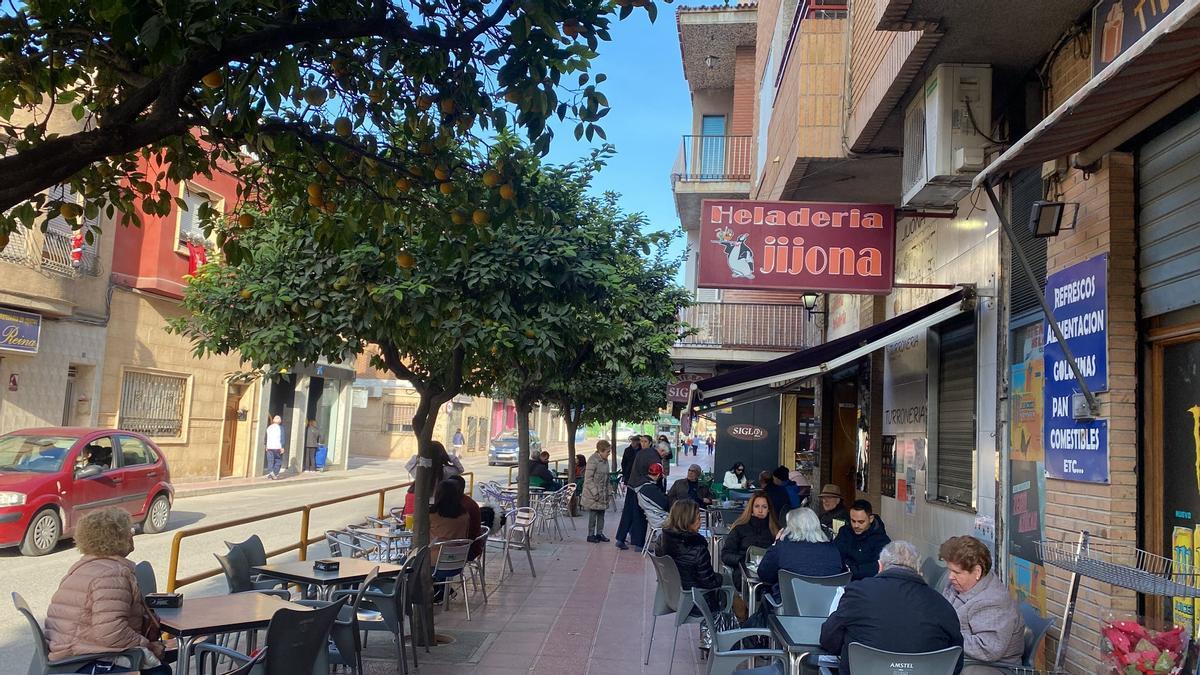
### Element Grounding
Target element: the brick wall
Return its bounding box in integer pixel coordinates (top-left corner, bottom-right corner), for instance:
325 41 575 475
1041 153 1139 672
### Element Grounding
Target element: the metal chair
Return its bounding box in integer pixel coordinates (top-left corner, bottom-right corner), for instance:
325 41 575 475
771 570 850 617
214 548 289 597
194 599 344 675
430 539 474 620
134 560 157 595
13 592 145 675
636 487 669 556
307 566 379 675
466 525 491 603
837 643 962 675
325 529 378 559
689 587 787 675
500 507 537 579
644 553 736 672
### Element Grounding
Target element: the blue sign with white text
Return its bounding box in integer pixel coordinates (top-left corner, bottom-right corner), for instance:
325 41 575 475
0 307 41 354
1043 254 1109 483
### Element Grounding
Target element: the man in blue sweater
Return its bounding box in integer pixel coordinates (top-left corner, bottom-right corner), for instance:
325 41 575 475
833 499 891 580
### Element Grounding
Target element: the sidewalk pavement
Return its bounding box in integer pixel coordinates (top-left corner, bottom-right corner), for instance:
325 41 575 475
172 468 357 499
360 507 708 675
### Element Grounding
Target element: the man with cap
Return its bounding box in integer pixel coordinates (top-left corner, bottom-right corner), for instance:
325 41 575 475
637 463 670 512
817 483 851 532
667 463 715 507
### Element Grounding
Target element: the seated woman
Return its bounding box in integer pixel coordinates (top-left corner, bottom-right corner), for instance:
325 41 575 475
940 535 1025 665
45 508 169 674
720 491 779 588
722 462 749 490
429 478 471 602
756 507 844 601
657 500 724 612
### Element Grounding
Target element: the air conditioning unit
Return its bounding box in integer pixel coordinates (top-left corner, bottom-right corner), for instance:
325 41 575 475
901 64 993 208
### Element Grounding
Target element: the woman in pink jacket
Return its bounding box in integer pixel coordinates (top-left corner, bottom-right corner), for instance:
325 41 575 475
45 507 169 673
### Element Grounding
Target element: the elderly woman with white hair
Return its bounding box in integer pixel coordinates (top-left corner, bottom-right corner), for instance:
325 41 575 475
756 507 844 599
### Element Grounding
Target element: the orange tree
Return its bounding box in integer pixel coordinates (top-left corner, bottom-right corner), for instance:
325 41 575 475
0 0 664 246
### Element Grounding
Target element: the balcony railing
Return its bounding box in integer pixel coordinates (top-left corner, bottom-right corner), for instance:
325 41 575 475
672 135 753 184
677 302 809 351
0 226 32 266
41 229 101 277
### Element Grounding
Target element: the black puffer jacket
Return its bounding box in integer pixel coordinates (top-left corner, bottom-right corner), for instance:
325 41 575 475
656 529 723 591
720 516 776 569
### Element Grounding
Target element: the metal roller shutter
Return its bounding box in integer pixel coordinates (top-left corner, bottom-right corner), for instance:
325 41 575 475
935 319 977 507
1009 167 1047 316
1138 109 1200 318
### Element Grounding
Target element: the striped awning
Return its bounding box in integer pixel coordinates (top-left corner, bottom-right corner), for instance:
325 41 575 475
974 0 1200 188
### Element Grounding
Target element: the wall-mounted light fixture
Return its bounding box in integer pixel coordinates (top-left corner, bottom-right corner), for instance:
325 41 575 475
801 292 825 317
1029 200 1079 238
704 54 719 70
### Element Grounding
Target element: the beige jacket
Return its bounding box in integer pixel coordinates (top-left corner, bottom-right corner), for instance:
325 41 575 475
45 555 156 661
580 451 610 510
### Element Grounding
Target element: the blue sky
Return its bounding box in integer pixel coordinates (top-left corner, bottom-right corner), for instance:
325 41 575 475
541 3 699 280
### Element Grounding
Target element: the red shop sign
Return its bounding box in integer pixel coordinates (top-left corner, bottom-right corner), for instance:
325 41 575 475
697 199 895 294
667 373 710 403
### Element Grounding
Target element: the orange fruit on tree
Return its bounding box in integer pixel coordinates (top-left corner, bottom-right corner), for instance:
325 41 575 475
439 99 456 115
415 95 433 111
237 213 254 228
239 289 252 300
315 162 332 175
434 166 450 181
498 184 516 200
306 183 323 198
307 193 323 207
334 117 353 137
563 22 581 38
394 177 411 193
472 209 490 226
322 200 336 214
395 251 415 269
201 71 224 88
523 329 535 338
482 170 501 187
439 182 455 195
303 85 327 106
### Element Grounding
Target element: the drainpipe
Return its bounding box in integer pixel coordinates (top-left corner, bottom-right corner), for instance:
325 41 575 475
1073 70 1200 169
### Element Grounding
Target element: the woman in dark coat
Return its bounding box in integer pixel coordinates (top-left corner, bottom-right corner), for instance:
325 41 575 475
657 500 724 610
720 491 779 588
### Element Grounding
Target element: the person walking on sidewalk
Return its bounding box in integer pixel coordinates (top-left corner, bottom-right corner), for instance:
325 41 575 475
582 440 612 542
303 419 322 473
265 415 284 479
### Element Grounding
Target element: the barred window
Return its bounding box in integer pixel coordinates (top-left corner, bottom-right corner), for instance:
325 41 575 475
119 371 189 438
384 403 415 433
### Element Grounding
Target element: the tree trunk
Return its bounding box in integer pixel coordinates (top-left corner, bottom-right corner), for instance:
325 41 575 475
565 417 578 479
409 390 448 549
515 397 534 507
610 419 618 472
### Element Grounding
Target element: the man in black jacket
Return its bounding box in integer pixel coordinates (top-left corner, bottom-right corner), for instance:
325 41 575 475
833 499 891 580
615 435 653 550
819 540 963 673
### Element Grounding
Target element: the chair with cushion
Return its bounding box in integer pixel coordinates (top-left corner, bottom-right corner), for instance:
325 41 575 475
644 553 735 672
829 642 962 675
194 600 344 675
690 587 787 675
214 548 289 598
770 570 850 617
13 592 145 675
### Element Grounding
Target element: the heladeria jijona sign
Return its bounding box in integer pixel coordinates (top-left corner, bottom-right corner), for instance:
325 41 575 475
697 199 895 294
1043 254 1109 483
0 307 41 354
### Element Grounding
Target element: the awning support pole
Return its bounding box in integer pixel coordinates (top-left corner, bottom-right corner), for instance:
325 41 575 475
983 183 1100 416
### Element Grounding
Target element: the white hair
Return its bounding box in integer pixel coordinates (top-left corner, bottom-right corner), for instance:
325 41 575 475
657 441 670 453
879 540 922 572
780 508 828 544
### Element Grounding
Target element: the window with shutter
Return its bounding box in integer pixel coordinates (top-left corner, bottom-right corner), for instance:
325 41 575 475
384 403 416 433
177 183 218 246
929 315 977 508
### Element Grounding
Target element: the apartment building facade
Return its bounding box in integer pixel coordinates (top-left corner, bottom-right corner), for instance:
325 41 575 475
679 0 1200 670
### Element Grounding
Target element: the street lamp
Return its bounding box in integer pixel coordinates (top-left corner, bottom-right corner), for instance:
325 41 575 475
704 54 719 70
801 292 825 317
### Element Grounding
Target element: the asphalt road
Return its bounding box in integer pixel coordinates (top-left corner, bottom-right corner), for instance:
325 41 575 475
0 450 527 670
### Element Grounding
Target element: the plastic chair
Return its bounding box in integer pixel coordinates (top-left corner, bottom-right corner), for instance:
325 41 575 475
466 525 491 603
500 507 537 579
430 539 473 620
194 599 344 675
636 486 669 556
772 570 850 617
644 553 735 672
921 557 950 594
134 560 157 595
689 587 787 675
357 546 425 675
214 548 288 598
844 642 962 675
307 566 379 675
13 591 145 675
1019 602 1053 667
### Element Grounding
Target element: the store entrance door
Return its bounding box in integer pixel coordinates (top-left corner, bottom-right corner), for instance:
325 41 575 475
831 378 859 504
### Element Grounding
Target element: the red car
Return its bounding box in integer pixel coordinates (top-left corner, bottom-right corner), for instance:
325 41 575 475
0 428 174 556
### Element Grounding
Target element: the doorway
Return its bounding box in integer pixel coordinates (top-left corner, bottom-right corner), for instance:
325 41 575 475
62 367 76 425
700 115 727 179
220 383 248 478
830 375 860 504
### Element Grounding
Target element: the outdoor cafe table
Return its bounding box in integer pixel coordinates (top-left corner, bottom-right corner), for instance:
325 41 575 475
156 592 310 675
767 614 827 675
253 557 404 600
353 526 414 562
